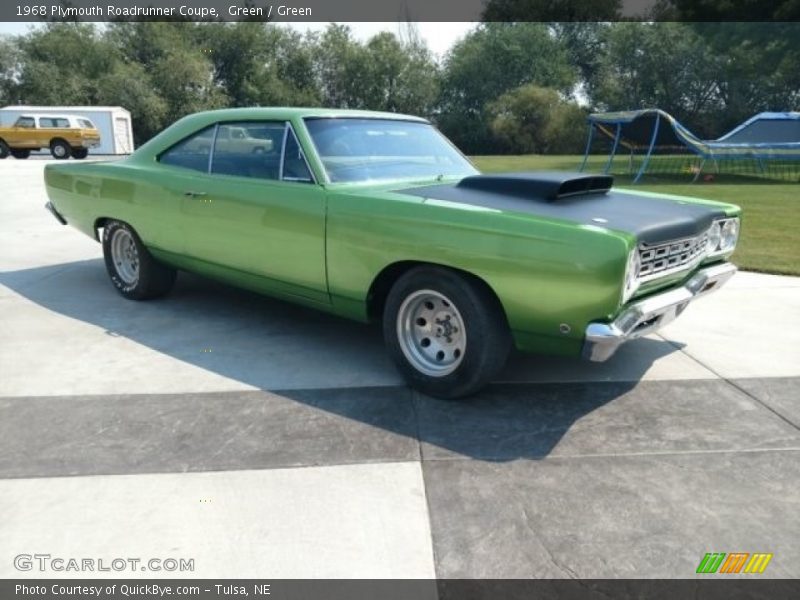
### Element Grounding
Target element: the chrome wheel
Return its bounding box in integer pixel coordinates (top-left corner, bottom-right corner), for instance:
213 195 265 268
396 289 466 377
53 144 67 158
110 228 139 285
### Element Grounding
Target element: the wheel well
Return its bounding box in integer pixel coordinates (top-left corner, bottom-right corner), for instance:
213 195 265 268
93 217 110 241
366 260 508 324
50 137 70 148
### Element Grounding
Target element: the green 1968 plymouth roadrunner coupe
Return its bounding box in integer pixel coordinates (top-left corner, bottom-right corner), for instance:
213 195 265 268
44 108 740 398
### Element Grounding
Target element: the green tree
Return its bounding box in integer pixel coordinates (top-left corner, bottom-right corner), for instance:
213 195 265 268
438 23 577 153
359 31 439 115
312 24 368 109
96 62 168 144
689 23 800 134
0 35 20 105
15 23 118 105
488 84 586 153
200 23 320 108
106 22 227 125
550 23 609 103
591 23 720 135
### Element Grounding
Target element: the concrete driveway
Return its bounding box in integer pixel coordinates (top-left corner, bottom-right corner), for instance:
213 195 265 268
1 159 799 579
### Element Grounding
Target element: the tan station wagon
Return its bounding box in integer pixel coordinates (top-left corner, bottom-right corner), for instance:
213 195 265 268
0 114 101 160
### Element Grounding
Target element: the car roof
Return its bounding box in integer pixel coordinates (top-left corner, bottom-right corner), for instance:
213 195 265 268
185 107 429 124
17 114 92 121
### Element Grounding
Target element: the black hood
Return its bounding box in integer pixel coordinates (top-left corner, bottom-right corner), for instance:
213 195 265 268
401 172 726 244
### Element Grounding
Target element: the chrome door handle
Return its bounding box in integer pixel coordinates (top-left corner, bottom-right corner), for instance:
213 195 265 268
184 190 207 197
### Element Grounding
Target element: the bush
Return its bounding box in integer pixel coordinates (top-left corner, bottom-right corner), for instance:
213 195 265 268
488 84 588 154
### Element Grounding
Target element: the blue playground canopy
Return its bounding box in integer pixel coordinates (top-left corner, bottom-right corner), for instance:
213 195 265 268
580 109 800 182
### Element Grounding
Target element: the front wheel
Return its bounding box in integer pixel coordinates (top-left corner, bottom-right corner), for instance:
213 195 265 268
383 266 512 399
102 220 177 300
0 140 9 159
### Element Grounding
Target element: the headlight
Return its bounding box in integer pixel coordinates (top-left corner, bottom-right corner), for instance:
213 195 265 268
706 218 739 255
622 248 641 303
707 221 722 253
720 218 739 251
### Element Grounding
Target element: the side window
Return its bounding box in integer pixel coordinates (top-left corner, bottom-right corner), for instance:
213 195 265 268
211 121 284 180
79 119 95 129
40 118 70 128
282 128 313 183
159 125 216 173
15 117 35 128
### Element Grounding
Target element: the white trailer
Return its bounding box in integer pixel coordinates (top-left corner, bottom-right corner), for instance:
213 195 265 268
0 105 134 155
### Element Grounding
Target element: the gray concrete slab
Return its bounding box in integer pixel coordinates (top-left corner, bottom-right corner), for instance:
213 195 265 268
424 449 800 578
733 377 800 429
0 387 418 478
658 285 800 380
0 262 404 395
4 158 800 582
0 463 437 578
415 380 800 461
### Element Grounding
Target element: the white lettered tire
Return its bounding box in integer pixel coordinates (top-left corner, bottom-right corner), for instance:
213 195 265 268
102 220 176 300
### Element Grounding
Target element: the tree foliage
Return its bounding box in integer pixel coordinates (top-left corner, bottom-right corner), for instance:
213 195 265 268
0 21 797 153
438 23 577 152
489 84 586 153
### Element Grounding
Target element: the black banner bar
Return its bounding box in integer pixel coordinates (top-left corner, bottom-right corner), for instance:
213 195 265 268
3 579 800 600
3 0 800 23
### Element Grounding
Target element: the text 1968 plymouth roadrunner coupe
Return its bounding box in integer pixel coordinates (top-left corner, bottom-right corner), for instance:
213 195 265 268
43 108 740 398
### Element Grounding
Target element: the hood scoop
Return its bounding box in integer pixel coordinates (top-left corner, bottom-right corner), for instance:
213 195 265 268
456 172 613 201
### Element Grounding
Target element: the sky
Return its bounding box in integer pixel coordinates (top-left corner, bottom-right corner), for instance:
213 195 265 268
0 21 476 59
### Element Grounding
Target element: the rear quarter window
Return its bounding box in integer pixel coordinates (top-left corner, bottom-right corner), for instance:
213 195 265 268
158 125 216 173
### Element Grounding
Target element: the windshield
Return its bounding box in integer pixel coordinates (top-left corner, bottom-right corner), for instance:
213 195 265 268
304 118 478 183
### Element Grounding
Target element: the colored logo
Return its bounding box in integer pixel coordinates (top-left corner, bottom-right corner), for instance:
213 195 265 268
696 552 773 574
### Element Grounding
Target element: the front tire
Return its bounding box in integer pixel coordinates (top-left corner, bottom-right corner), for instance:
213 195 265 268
50 139 71 160
383 266 512 399
11 149 30 159
0 140 9 159
102 220 176 300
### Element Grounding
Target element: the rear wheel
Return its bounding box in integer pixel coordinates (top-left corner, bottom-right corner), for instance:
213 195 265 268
72 148 89 159
0 140 9 159
11 149 30 159
50 139 71 160
102 220 177 300
383 266 512 399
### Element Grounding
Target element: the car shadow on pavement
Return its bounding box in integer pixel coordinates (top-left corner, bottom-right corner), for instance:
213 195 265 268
1 259 691 465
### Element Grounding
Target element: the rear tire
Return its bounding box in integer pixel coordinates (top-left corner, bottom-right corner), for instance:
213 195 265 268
11 149 30 159
72 148 89 159
50 139 71 160
102 220 176 300
0 140 9 159
383 266 512 399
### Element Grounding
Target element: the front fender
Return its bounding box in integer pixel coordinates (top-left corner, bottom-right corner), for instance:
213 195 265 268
326 190 632 356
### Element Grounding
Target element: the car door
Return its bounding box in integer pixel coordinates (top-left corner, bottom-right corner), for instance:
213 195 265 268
10 116 36 148
161 120 328 303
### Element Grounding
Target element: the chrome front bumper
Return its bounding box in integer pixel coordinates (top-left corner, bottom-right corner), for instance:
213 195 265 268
582 263 737 362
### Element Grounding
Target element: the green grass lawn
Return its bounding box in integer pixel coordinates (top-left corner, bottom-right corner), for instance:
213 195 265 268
471 155 800 276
